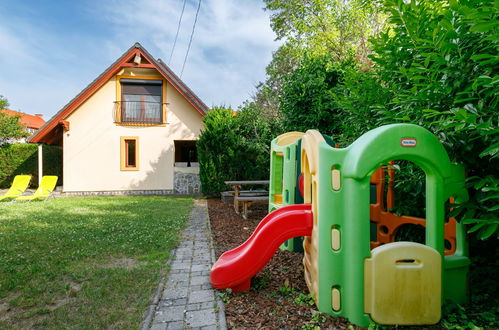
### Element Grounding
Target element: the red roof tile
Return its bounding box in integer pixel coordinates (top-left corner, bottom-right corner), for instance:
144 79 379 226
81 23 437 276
1 109 45 129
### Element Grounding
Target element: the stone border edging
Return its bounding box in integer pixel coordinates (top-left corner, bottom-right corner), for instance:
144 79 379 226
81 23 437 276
206 200 228 329
139 249 177 330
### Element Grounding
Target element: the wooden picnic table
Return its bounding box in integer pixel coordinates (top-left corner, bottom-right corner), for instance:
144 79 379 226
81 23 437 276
224 180 269 218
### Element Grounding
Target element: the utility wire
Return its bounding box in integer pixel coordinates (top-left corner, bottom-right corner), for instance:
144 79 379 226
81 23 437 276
180 0 201 78
169 0 187 65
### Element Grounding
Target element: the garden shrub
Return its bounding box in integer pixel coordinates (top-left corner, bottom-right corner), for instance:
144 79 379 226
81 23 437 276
280 54 355 137
369 0 499 239
197 106 281 196
279 54 392 146
197 108 239 195
278 0 498 239
0 143 62 188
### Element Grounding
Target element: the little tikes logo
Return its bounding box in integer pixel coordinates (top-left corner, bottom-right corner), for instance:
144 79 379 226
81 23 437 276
400 138 417 147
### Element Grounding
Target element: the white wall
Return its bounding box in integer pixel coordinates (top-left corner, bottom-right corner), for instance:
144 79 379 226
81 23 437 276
62 71 204 192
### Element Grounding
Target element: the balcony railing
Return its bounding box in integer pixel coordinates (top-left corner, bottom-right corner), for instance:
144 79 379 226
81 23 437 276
114 101 166 124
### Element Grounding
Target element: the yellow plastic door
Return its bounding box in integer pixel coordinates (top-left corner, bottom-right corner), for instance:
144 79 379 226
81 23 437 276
364 242 441 325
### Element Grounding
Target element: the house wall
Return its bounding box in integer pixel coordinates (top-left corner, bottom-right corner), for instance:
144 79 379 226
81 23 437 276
62 69 204 192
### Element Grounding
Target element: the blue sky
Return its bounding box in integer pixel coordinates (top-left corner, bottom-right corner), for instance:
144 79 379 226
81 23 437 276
0 0 279 119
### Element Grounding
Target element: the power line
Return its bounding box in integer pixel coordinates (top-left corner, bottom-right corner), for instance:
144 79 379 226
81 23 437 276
169 0 187 65
180 0 201 78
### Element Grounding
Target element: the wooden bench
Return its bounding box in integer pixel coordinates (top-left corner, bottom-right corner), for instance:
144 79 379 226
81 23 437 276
221 190 268 202
224 180 270 218
237 195 269 220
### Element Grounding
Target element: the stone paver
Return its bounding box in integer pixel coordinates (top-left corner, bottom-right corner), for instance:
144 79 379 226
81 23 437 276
142 199 226 330
188 290 214 304
186 309 217 328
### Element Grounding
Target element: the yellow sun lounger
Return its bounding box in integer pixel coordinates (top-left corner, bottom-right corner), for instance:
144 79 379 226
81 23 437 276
0 175 32 201
16 176 58 202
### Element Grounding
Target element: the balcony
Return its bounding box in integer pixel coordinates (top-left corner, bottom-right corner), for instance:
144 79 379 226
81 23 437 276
114 101 166 125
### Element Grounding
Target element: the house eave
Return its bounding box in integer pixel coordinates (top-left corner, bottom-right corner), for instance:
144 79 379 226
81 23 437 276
30 42 208 145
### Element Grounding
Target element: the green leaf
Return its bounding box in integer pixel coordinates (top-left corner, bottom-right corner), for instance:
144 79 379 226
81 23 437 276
479 224 498 240
468 223 486 233
462 218 499 225
470 21 499 33
440 19 453 31
482 186 499 192
487 205 499 212
481 193 499 202
484 34 499 41
453 97 479 104
448 207 463 218
470 54 496 61
479 142 499 159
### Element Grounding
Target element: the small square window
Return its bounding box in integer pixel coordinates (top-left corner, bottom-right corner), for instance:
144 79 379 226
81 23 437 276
174 140 198 167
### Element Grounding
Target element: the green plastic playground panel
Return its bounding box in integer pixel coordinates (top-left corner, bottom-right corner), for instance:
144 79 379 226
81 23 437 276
306 124 468 326
268 133 305 252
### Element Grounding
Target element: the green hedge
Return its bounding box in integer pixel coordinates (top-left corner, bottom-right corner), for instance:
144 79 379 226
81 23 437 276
0 144 62 188
197 106 281 196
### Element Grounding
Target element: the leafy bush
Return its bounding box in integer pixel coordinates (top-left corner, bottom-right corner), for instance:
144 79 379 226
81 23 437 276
197 106 281 196
280 55 354 136
278 0 498 240
197 108 237 195
0 143 62 188
326 67 390 146
369 0 499 239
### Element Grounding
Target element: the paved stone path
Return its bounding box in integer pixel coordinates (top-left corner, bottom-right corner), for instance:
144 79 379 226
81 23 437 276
142 199 227 330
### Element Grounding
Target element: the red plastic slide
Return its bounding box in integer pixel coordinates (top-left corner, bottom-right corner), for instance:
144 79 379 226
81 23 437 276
210 204 313 292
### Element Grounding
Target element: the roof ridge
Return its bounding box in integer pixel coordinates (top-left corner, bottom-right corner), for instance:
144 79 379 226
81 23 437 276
156 59 209 113
30 43 140 143
29 43 208 145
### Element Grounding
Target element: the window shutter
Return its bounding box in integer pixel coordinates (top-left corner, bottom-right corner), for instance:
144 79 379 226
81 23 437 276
121 82 162 96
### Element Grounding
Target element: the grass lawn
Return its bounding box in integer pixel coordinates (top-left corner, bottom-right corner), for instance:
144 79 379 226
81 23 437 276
0 196 193 329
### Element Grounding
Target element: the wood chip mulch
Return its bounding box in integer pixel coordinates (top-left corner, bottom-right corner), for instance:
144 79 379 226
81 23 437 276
208 198 499 330
208 198 356 329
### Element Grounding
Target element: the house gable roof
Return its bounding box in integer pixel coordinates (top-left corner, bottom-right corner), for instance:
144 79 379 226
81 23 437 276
1 109 46 130
29 42 208 145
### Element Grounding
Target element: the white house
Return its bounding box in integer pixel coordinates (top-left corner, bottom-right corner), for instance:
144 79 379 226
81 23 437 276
29 43 208 194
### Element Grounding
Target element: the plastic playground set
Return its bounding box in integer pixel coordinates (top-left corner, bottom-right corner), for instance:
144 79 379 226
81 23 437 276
210 124 470 327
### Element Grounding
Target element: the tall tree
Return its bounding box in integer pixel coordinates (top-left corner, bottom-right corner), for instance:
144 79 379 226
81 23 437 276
252 42 303 119
251 0 387 120
0 95 8 110
264 0 386 63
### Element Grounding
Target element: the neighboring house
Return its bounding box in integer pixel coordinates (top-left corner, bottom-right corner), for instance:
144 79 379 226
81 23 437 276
1 109 45 142
29 43 208 194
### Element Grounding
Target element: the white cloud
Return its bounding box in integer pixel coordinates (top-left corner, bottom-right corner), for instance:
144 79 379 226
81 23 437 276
0 17 83 117
95 0 279 108
0 0 279 118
